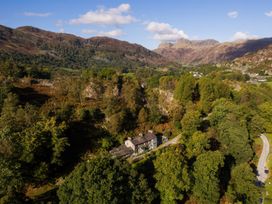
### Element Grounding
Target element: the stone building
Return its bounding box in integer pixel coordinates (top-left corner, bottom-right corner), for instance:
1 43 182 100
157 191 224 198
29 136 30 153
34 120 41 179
110 130 158 158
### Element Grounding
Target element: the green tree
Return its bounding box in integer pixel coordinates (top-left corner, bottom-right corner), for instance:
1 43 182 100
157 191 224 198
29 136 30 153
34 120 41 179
129 171 156 204
58 156 154 204
0 156 23 200
181 109 202 137
138 107 149 124
186 131 210 158
217 115 253 164
153 146 191 204
159 76 176 90
193 151 224 204
174 74 197 103
227 163 260 203
258 102 272 133
199 77 230 113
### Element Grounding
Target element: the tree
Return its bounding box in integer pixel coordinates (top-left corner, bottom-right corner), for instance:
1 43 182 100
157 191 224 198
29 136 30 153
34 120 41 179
209 99 237 127
107 109 135 134
159 76 176 90
0 156 24 200
198 77 230 113
129 171 156 204
217 115 253 164
186 131 210 158
0 93 19 130
149 105 165 125
193 151 224 204
258 102 272 133
138 107 149 124
227 163 260 203
153 146 191 204
0 81 11 112
58 156 154 204
174 74 197 103
181 108 202 137
122 76 144 113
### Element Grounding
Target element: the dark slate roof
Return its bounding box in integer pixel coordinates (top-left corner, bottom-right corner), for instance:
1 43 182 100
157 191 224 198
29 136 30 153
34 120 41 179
109 144 134 158
131 132 156 146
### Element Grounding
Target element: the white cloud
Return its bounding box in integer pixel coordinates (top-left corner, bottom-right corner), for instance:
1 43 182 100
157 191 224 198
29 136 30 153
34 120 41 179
232 32 258 41
24 12 52 17
98 29 124 37
81 29 124 37
70 4 135 25
59 28 65 33
55 20 64 27
82 29 97 34
265 11 272 17
146 21 188 41
228 11 238 18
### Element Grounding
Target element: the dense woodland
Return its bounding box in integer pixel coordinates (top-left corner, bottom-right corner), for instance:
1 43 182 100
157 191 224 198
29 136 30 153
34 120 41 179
0 60 272 204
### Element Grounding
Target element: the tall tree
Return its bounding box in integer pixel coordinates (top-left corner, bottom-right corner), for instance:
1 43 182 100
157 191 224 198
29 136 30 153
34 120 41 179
58 156 154 204
186 131 210 158
217 115 253 164
153 146 191 204
181 108 202 137
198 77 230 113
174 74 197 103
227 163 260 204
193 151 224 204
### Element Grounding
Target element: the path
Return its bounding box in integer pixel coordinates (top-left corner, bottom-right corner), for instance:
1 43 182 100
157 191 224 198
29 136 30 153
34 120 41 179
257 134 270 183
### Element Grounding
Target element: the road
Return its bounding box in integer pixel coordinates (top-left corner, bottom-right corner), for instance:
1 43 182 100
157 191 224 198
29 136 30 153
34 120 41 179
257 134 270 183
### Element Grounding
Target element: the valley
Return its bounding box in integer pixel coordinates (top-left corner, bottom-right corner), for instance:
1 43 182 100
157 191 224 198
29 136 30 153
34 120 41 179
0 14 272 204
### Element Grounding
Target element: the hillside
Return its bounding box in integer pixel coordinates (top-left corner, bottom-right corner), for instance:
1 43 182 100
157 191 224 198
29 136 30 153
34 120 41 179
0 25 168 69
155 38 272 65
229 45 272 74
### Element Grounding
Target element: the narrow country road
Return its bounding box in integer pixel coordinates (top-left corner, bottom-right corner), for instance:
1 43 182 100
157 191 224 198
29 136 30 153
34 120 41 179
257 134 270 183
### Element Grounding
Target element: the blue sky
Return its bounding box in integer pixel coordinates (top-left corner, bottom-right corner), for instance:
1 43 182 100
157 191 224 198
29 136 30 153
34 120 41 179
0 0 272 49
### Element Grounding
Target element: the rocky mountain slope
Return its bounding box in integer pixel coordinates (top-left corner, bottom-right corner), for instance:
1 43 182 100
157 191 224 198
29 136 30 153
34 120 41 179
0 25 168 68
155 38 272 65
229 45 272 74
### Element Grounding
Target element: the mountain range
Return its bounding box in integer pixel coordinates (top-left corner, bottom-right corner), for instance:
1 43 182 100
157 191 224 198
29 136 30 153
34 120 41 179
1 24 272 69
155 38 272 65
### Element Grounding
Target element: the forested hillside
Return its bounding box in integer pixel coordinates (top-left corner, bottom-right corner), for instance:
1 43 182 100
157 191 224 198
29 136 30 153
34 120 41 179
0 25 169 69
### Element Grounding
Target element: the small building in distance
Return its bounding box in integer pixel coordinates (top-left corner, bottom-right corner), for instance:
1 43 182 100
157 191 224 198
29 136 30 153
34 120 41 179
110 130 158 158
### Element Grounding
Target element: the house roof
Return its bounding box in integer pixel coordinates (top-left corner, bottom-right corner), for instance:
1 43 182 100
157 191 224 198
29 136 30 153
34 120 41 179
109 144 134 158
131 132 156 146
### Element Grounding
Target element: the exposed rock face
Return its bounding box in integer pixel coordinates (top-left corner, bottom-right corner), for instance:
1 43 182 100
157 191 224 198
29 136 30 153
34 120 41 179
83 80 119 100
158 89 179 116
83 82 101 100
0 24 169 68
155 38 272 65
